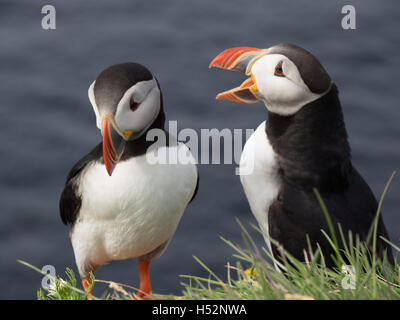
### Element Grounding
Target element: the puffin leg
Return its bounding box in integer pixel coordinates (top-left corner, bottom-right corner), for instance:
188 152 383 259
134 258 152 299
82 276 94 300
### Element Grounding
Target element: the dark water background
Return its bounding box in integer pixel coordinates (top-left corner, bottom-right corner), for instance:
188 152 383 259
0 0 399 299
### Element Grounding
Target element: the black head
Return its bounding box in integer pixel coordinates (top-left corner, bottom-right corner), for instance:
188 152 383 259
210 43 333 116
268 43 331 94
93 63 153 111
88 62 163 175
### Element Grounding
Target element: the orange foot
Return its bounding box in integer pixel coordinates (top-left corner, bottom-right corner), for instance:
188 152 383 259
133 291 154 300
134 290 163 300
133 259 155 300
82 276 94 300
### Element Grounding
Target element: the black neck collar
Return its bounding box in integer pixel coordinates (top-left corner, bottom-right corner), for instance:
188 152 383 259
265 84 351 191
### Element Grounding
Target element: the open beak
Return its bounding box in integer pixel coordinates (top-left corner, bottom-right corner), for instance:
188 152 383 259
209 47 268 103
102 114 127 176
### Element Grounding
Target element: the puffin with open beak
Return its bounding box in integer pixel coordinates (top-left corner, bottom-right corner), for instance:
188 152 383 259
210 44 394 268
60 62 198 299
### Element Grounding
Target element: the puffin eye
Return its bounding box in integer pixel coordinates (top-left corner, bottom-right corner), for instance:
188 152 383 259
130 99 140 112
274 61 285 77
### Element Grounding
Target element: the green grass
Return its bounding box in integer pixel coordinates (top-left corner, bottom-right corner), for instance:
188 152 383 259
178 224 400 300
19 172 400 300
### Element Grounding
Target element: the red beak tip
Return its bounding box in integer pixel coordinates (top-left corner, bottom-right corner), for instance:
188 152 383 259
104 161 114 176
102 118 118 177
209 59 220 69
210 47 263 71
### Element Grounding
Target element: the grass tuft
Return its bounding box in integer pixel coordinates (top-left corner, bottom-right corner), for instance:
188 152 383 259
19 172 400 300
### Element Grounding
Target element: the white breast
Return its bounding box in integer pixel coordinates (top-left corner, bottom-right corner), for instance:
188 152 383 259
239 121 281 265
71 140 197 277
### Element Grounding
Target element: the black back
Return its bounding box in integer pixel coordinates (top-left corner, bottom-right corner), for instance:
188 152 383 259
59 144 102 226
265 85 394 266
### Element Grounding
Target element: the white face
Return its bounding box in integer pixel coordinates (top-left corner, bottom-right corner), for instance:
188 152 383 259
89 78 161 137
251 54 327 116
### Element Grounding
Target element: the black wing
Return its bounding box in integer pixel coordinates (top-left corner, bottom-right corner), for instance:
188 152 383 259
177 140 199 204
59 143 102 226
269 165 394 266
189 166 199 203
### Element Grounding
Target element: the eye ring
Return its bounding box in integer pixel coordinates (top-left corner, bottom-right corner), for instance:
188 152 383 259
274 61 285 77
130 100 140 112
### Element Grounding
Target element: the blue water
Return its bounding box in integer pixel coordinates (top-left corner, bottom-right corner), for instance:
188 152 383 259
0 0 399 299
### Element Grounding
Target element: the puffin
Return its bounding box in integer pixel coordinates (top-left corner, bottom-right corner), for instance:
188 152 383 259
59 62 198 298
209 43 394 268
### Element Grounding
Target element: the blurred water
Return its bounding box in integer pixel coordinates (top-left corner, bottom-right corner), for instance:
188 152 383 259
0 0 399 299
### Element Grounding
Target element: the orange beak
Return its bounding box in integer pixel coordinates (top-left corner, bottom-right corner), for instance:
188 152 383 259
102 117 125 176
215 75 259 103
209 46 268 103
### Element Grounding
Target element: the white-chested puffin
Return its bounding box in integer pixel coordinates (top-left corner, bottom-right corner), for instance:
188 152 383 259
60 63 198 299
210 44 394 268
